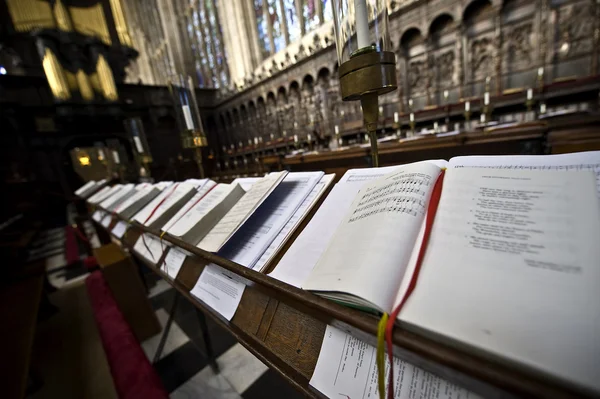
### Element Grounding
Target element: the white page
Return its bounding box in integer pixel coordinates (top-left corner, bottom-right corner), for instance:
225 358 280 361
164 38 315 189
166 184 238 237
255 173 335 272
143 183 197 226
92 184 123 205
75 180 96 196
449 151 600 196
311 325 479 399
304 162 442 312
132 183 175 224
198 171 288 252
133 234 165 264
161 180 217 232
111 221 128 239
163 248 189 279
401 168 600 394
190 264 246 320
217 172 323 268
100 214 112 228
87 185 117 204
231 177 261 191
114 184 156 215
100 184 135 210
92 210 105 222
268 166 405 287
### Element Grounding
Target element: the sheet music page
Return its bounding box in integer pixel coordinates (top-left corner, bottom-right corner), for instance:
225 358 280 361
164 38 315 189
217 172 323 268
88 185 119 204
133 183 175 224
304 162 442 312
115 185 154 214
231 177 261 191
92 210 105 222
254 173 335 272
190 264 246 320
401 168 600 393
143 183 197 226
100 184 135 210
133 234 165 264
310 325 479 399
162 180 217 232
197 171 288 252
268 165 407 287
100 214 112 228
449 151 600 196
75 180 96 196
166 184 238 237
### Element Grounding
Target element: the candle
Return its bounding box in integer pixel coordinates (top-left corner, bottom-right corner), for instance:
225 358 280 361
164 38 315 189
270 133 274 140
254 137 258 145
527 88 533 100
465 101 470 112
112 150 120 164
98 149 105 161
248 139 252 145
480 113 486 123
334 125 339 135
484 92 490 105
540 103 546 114
294 135 298 143
443 90 449 100
378 106 383 115
222 145 227 152
282 130 287 137
394 112 399 123
307 134 312 141
538 67 544 77
434 122 439 132
259 137 263 143
408 98 413 108
294 121 298 128
354 0 370 49
230 144 234 149
409 113 414 122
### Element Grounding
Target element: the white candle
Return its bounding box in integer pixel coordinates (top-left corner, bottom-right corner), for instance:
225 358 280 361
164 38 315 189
239 141 243 148
480 113 486 123
254 137 258 145
465 101 470 112
408 98 413 108
484 92 490 105
222 145 227 152
527 88 533 100
98 149 105 161
409 113 414 122
334 125 339 134
378 106 383 115
282 130 287 137
294 135 298 143
434 122 439 132
270 133 274 140
248 139 252 145
354 0 370 49
443 90 449 100
259 137 263 143
364 134 369 142
538 67 544 78
230 144 234 149
307 134 312 141
294 121 298 128
112 150 120 164
394 112 399 123
540 103 546 114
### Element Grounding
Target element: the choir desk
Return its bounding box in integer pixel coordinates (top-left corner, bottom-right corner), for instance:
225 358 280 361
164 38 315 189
91 206 587 399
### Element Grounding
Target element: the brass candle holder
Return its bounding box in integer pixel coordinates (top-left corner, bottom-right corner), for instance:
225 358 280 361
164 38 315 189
332 0 397 167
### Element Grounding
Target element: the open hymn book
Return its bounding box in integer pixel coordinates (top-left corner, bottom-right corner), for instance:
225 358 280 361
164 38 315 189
303 154 600 394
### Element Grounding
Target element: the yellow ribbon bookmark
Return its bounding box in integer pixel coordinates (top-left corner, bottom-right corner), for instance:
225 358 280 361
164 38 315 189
377 312 389 399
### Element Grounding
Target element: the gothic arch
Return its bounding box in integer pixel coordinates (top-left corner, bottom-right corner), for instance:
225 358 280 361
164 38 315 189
398 25 424 51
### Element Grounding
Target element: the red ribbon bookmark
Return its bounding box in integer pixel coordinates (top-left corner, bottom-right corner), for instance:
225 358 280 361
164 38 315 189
384 169 446 399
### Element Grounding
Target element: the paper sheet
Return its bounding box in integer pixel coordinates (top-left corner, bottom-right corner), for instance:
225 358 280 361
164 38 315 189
268 166 404 287
231 177 261 192
163 247 189 279
92 210 105 222
87 186 117 204
162 180 217 232
254 174 335 272
100 184 135 210
133 183 176 224
190 264 245 320
143 183 197 226
111 221 128 239
449 151 600 196
133 234 166 264
198 171 287 252
114 184 154 214
75 180 96 196
218 172 323 269
310 325 479 399
100 214 112 228
401 168 600 394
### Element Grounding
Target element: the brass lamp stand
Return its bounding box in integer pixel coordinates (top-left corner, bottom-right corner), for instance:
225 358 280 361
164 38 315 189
338 49 397 167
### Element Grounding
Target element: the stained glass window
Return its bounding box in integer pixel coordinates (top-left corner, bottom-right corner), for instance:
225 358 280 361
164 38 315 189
255 0 271 58
284 0 301 43
269 0 285 52
303 0 319 33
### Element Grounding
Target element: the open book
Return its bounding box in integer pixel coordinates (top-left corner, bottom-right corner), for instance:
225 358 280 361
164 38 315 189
75 179 107 199
303 152 600 394
197 171 288 252
87 185 119 205
99 183 136 211
115 183 163 219
133 181 202 229
164 183 246 245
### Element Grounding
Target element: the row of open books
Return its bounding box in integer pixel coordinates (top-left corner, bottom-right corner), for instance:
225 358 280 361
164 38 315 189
79 150 600 396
